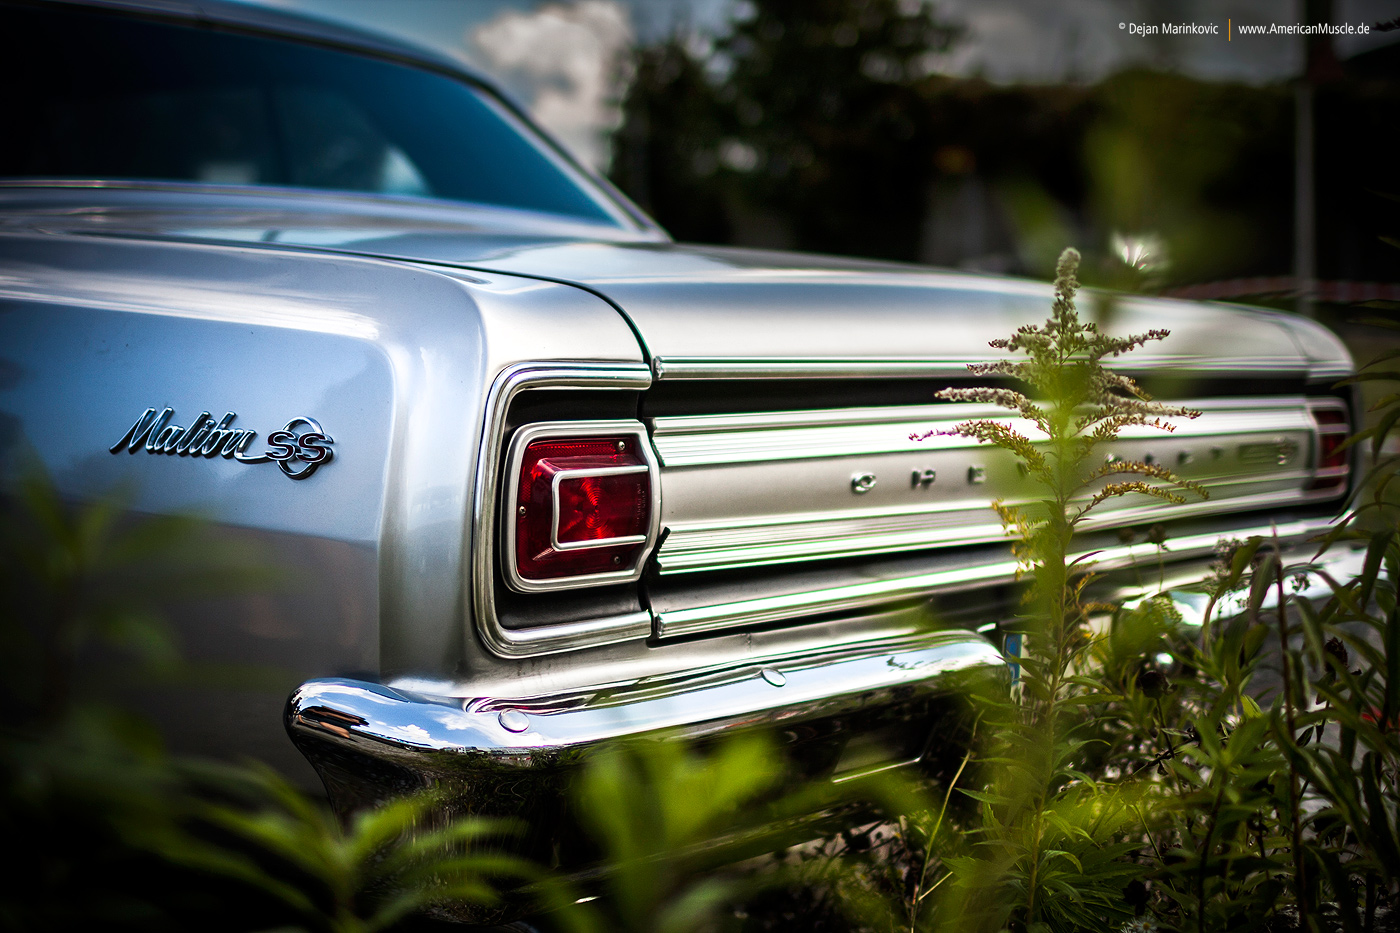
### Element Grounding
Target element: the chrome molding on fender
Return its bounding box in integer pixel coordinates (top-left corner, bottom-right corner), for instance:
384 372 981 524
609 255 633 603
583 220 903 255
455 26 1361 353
470 362 653 658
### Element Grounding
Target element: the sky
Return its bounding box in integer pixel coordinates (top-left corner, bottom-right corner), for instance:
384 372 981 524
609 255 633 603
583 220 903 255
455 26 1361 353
238 0 1400 170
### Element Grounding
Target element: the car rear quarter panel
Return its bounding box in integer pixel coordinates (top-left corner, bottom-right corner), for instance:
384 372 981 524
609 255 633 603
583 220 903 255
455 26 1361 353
0 230 643 773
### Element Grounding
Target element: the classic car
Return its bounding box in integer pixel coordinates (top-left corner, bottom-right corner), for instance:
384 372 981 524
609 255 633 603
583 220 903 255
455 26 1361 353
0 0 1360 870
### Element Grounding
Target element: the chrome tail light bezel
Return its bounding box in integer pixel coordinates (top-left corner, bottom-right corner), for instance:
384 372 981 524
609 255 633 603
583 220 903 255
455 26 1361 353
1306 397 1352 497
501 419 661 593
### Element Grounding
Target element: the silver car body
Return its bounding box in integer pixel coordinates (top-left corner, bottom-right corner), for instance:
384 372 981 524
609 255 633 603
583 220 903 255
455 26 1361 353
0 0 1357 831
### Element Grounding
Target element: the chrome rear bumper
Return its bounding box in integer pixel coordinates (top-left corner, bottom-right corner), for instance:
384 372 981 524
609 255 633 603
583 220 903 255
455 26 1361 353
285 629 1001 817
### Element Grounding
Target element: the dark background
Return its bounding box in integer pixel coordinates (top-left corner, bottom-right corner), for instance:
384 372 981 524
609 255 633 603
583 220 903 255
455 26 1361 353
607 0 1399 319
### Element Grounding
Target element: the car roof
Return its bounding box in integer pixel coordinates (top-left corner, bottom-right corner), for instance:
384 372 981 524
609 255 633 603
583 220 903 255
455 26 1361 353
30 0 516 113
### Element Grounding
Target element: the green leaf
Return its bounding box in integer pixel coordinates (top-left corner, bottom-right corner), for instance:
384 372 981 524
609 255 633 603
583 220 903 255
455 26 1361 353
1370 404 1400 458
1247 550 1279 617
1361 753 1400 869
1387 604 1400 729
1295 597 1326 669
1042 849 1084 872
1357 347 1400 370
959 788 1016 807
1357 530 1394 613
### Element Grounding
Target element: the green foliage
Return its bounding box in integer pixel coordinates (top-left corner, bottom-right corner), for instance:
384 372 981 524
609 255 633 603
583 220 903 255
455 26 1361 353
901 247 1206 931
556 732 943 933
794 253 1400 933
178 762 532 933
1054 319 1400 932
566 736 784 933
903 255 1400 933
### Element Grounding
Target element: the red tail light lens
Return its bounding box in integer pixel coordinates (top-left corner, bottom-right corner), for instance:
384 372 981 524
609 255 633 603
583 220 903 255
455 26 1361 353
1308 403 1350 494
505 425 657 589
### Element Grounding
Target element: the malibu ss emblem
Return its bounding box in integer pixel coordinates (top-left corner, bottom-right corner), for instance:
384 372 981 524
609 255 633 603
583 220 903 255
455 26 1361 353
110 407 334 480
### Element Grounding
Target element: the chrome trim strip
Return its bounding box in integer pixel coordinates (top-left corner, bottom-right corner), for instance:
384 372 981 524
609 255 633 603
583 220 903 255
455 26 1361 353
470 363 652 658
653 357 1314 381
1106 544 1368 625
485 611 654 656
657 484 1316 575
1308 363 1353 380
654 517 1336 638
1305 397 1352 492
500 420 661 592
652 397 1312 467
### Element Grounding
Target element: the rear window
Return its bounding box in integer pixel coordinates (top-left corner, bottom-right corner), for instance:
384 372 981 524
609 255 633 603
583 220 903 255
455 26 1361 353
0 5 622 224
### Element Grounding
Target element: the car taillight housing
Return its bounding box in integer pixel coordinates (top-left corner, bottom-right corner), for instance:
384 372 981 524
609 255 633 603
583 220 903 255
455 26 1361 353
1308 401 1351 495
502 421 659 591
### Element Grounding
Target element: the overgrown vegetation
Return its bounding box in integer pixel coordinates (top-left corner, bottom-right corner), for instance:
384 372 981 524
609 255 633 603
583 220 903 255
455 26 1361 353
900 247 1205 931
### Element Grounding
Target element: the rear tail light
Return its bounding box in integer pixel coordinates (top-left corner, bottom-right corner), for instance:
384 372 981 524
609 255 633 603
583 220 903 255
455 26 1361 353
1308 401 1351 495
502 421 659 591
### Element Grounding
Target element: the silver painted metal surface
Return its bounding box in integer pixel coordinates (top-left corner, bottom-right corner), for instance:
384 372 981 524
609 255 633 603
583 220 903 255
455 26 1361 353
3 193 1349 387
0 184 666 245
499 420 661 592
0 230 645 771
426 260 1347 379
651 397 1331 575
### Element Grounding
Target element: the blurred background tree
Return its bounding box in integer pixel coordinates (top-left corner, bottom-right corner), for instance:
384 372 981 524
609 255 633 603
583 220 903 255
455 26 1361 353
615 0 960 261
610 0 1399 313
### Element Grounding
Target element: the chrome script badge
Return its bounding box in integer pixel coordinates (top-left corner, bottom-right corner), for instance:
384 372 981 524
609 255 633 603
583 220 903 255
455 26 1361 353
110 408 334 480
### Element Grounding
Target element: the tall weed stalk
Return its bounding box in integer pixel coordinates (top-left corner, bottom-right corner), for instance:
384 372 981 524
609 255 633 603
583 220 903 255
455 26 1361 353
919 247 1205 931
